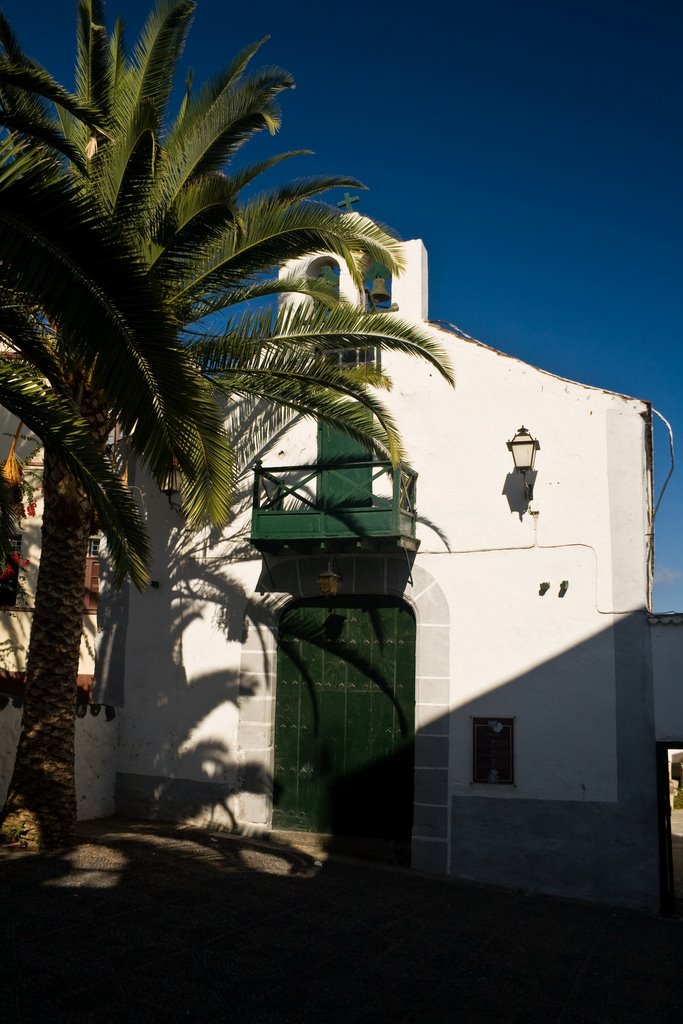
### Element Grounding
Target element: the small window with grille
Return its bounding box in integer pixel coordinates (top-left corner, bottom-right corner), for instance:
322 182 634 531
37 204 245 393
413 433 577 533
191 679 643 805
84 537 100 613
472 717 515 784
335 345 378 367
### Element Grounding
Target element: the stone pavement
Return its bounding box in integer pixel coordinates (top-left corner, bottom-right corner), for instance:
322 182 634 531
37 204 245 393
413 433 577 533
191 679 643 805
1 818 682 1024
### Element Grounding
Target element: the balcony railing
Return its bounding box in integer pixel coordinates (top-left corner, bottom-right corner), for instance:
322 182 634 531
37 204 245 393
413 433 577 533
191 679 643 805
251 459 418 553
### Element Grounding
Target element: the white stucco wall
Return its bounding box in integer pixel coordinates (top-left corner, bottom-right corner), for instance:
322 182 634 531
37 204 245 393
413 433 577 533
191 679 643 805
82 238 660 905
0 702 21 807
0 703 118 820
111 235 655 901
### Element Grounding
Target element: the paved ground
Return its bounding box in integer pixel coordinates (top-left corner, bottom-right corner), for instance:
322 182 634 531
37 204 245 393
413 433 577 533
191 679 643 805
1 818 682 1024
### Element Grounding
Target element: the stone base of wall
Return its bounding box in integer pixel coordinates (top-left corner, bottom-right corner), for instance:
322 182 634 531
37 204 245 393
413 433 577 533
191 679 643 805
450 795 659 910
75 712 119 820
1 703 118 821
116 772 239 831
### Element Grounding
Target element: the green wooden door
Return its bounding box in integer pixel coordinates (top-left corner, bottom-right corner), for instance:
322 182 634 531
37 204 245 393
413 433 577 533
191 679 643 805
317 421 373 508
273 599 415 839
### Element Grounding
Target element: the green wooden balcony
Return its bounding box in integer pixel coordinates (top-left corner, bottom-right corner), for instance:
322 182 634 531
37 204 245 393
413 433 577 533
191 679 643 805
250 459 419 553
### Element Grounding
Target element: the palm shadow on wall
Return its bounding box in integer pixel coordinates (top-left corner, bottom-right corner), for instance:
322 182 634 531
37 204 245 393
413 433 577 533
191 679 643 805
95 395 451 838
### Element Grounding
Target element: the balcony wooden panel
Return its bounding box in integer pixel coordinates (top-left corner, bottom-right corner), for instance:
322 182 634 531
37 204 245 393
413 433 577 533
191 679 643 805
250 461 419 554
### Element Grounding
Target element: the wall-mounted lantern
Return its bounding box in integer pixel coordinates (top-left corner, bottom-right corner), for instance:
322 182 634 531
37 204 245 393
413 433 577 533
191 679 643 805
161 458 182 499
160 458 187 519
507 426 540 501
318 558 342 596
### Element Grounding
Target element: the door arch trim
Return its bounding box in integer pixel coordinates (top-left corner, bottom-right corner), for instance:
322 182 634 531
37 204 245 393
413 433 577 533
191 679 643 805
237 554 450 873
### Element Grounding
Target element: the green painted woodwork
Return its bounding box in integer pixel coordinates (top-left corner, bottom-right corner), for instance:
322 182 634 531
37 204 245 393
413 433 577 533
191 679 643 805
251 358 420 551
317 421 373 509
273 599 416 839
250 460 418 552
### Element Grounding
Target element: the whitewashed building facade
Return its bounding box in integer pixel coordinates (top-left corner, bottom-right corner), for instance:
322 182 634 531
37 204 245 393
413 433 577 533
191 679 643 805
2 239 682 911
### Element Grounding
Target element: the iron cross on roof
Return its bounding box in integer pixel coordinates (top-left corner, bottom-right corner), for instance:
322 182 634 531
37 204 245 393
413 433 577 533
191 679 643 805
337 191 360 212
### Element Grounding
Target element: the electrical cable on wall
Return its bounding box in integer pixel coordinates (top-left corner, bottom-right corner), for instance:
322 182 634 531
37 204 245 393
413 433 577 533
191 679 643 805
653 409 675 519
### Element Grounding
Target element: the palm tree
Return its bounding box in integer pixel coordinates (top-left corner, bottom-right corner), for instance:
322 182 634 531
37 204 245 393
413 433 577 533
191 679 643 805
0 136 235 847
0 143 222 571
0 0 454 847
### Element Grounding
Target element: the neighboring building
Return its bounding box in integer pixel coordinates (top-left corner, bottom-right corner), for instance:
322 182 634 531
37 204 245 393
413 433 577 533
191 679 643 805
1 239 682 911
0 437 114 820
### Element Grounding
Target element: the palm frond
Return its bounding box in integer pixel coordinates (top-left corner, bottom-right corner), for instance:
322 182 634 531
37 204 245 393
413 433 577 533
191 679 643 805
0 359 151 586
108 17 126 106
0 296 65 388
169 200 405 303
214 367 404 464
252 175 367 209
227 149 313 195
90 96 158 215
0 10 27 61
0 58 108 132
122 0 194 134
0 15 48 127
149 171 238 269
75 0 113 117
149 67 295 225
0 57 106 171
0 144 234 529
111 123 157 228
187 302 452 467
165 34 270 142
190 301 455 387
182 273 340 324
0 109 87 171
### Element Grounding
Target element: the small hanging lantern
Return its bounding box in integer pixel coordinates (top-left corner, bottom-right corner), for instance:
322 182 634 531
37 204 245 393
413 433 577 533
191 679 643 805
318 559 342 596
161 458 182 498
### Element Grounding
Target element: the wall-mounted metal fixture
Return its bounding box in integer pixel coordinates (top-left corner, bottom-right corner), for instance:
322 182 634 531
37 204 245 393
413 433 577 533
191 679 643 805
539 582 551 595
160 459 187 519
318 558 342 596
559 580 569 597
507 426 540 501
160 458 182 499
76 701 116 720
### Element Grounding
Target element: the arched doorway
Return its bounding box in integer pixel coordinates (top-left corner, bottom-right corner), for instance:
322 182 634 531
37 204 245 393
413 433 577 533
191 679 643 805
273 597 416 846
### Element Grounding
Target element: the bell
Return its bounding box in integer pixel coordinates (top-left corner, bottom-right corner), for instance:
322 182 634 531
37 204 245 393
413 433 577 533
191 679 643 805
370 276 391 305
317 265 338 285
314 263 340 301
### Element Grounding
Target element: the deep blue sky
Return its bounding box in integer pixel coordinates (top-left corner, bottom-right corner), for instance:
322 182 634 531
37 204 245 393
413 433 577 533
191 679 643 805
4 0 682 609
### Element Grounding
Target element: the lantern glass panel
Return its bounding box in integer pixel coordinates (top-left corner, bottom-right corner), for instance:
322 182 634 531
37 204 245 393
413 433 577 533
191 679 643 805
508 429 538 472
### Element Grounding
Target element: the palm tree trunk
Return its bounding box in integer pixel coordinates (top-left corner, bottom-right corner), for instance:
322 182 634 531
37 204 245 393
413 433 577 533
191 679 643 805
1 447 91 848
